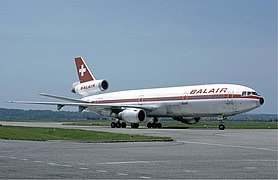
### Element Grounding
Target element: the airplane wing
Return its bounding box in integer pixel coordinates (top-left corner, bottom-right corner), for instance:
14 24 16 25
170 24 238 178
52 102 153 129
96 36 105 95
7 101 92 111
8 93 158 113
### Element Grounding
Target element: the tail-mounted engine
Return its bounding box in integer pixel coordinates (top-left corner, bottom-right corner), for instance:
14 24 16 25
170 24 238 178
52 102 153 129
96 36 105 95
71 80 109 97
118 108 146 124
173 117 200 124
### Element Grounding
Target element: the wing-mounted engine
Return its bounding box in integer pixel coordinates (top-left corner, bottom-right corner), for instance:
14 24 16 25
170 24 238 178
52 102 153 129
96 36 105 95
71 80 109 97
118 108 146 123
173 117 200 124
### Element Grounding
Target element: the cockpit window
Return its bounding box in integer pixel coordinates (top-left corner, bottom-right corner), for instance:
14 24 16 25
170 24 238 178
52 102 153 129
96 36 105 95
242 91 259 96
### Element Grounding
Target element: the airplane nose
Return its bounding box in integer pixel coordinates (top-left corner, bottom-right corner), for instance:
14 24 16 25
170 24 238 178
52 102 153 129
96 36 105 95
259 97 264 105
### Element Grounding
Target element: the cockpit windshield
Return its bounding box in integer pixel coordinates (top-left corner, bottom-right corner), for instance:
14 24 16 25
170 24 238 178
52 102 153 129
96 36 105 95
242 91 259 96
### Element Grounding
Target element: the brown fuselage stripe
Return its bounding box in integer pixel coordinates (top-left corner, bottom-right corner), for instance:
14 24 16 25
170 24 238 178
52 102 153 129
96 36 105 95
91 94 260 104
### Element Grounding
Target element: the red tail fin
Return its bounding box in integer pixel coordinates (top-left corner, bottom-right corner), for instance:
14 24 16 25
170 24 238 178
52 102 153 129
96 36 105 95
74 57 95 83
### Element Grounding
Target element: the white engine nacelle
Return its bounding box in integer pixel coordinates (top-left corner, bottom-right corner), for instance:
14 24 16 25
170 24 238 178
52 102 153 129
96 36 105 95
71 80 109 97
118 108 146 123
173 117 200 124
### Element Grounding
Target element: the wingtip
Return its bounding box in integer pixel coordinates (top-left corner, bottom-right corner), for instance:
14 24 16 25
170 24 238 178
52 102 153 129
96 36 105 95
38 93 47 96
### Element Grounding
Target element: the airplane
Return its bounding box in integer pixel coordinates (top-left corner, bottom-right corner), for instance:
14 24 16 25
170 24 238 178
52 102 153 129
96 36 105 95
9 57 264 130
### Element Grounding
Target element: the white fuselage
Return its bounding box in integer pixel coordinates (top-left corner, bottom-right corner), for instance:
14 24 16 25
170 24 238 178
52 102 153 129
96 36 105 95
82 84 263 118
9 57 265 129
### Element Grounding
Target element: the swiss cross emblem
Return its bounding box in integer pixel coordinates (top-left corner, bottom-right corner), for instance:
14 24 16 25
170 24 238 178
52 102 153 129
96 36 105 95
79 64 86 76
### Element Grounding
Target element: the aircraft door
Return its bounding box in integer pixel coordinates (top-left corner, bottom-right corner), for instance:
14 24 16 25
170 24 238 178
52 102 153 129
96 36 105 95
138 95 144 105
225 91 236 113
182 92 188 104
226 91 234 104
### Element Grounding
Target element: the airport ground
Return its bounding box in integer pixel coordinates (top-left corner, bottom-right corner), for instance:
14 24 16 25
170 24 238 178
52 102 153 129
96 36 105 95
0 121 277 179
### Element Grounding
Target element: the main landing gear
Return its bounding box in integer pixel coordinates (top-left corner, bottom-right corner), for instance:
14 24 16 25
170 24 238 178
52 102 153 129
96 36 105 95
111 121 126 128
147 117 162 129
111 121 139 128
130 123 139 128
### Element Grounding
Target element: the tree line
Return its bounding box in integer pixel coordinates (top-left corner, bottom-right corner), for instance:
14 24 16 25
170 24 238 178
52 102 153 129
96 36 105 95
0 108 277 121
0 108 103 120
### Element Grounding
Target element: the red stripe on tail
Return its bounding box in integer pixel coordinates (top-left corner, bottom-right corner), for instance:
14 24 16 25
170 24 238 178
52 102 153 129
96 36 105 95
74 57 94 83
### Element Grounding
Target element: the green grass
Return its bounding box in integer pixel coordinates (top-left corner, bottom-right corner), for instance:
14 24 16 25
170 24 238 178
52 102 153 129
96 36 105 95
0 126 172 142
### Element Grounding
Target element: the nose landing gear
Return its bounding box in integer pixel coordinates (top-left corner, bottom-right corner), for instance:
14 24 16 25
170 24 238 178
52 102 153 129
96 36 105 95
218 117 227 130
218 124 225 130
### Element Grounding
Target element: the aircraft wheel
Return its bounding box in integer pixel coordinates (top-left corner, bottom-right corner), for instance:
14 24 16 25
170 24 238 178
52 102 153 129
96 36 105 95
121 122 126 128
152 123 157 128
147 122 152 128
111 122 116 128
157 123 162 129
218 124 225 130
131 123 139 128
116 122 122 128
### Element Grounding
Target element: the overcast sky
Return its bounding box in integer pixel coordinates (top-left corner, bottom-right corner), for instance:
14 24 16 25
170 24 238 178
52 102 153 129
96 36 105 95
0 0 277 114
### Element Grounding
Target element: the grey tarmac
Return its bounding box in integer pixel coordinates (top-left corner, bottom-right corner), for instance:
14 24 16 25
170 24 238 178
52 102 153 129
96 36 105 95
0 121 277 179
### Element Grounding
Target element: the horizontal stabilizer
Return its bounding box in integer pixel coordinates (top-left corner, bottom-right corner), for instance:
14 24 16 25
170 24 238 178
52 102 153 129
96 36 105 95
39 93 87 103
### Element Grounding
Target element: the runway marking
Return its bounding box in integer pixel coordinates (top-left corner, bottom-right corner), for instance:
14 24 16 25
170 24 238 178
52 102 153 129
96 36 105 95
117 172 128 176
178 140 278 152
0 153 141 177
96 170 108 173
33 161 42 163
140 176 151 179
184 170 197 173
98 160 169 165
244 167 258 170
48 162 60 166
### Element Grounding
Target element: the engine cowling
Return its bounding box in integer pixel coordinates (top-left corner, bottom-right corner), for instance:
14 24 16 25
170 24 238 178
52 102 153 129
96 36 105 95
118 108 146 123
71 80 109 96
173 117 200 124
